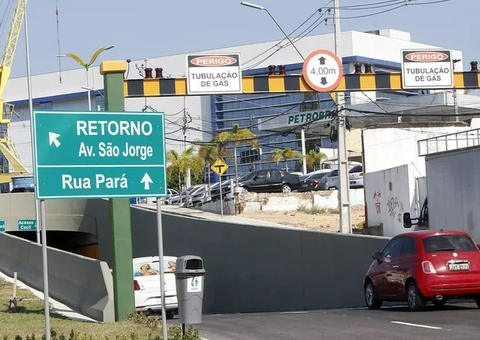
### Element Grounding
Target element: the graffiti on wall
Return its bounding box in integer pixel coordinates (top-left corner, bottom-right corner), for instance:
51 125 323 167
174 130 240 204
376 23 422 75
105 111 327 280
387 196 399 218
373 191 381 214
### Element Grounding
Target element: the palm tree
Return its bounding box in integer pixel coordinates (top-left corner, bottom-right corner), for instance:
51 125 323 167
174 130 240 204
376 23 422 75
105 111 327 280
213 124 257 185
166 146 196 189
303 150 328 172
267 147 302 172
197 143 218 186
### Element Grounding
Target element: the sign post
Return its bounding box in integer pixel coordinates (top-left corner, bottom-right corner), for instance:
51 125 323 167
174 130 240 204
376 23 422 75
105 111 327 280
32 106 167 323
210 158 229 217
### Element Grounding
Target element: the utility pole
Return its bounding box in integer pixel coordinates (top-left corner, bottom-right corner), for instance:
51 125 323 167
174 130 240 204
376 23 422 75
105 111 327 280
334 0 352 233
453 58 461 122
183 96 191 188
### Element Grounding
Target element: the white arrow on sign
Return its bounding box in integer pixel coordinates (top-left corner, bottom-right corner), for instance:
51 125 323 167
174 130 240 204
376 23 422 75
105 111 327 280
141 173 153 190
49 132 61 147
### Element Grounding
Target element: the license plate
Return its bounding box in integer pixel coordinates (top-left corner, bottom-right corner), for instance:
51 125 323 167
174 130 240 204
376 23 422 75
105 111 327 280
302 184 308 187
154 296 177 305
448 262 469 271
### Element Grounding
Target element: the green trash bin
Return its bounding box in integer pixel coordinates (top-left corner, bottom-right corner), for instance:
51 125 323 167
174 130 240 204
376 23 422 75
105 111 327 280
174 255 205 324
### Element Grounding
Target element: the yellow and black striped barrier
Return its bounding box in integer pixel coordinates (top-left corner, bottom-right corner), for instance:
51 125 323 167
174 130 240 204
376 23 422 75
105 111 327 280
124 72 480 98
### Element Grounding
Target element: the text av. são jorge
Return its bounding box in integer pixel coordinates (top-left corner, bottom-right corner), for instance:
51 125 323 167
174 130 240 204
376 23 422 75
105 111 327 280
76 120 155 160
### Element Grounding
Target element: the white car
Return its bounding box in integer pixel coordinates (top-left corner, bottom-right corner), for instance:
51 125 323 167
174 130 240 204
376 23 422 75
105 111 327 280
133 256 178 319
326 165 364 189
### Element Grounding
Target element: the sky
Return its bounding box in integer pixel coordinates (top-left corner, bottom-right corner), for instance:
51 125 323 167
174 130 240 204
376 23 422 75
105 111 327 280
4 0 479 80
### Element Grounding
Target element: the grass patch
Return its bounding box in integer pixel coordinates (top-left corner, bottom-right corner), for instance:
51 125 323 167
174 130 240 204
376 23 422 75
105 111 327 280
0 277 199 339
297 205 339 215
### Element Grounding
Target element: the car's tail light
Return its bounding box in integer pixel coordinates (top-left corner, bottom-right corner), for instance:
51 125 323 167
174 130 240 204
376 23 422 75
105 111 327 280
134 280 141 291
359 172 363 177
312 181 319 185
422 261 436 274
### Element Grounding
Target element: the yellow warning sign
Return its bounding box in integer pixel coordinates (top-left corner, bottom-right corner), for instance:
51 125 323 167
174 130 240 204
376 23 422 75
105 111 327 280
211 158 229 176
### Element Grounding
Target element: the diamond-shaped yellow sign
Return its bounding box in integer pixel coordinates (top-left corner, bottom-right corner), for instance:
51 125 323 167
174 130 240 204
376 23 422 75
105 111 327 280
211 158 229 176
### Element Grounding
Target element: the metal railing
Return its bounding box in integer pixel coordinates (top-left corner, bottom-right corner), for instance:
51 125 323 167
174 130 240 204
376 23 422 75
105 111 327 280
418 128 480 156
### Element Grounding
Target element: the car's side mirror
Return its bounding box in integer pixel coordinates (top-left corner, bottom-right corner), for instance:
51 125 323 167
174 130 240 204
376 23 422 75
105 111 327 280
372 251 383 264
403 212 412 228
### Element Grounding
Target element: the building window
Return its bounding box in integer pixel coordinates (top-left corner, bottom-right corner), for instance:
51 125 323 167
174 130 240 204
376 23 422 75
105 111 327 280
38 102 52 111
95 95 105 111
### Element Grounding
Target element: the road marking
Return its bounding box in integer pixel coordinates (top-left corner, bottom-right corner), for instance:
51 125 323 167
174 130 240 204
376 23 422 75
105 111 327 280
391 321 442 330
280 311 308 314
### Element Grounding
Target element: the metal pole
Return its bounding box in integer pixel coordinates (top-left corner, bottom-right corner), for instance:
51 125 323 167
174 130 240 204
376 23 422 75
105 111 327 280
301 129 307 175
24 10 41 244
219 181 224 218
86 69 92 111
156 199 168 340
40 200 51 340
334 0 352 233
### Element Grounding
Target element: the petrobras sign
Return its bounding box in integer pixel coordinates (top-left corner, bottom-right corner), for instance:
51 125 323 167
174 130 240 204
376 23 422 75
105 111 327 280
186 54 242 95
401 49 454 89
258 109 336 131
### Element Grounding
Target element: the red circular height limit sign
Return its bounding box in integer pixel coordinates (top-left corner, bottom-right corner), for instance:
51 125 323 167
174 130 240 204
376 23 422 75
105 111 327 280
302 49 343 92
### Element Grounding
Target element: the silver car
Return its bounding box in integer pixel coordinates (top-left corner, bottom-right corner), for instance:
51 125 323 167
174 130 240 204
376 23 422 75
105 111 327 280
326 165 363 189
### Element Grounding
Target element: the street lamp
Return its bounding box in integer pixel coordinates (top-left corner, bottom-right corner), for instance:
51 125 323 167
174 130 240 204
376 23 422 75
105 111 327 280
241 1 310 175
242 1 351 233
57 45 115 111
240 1 305 60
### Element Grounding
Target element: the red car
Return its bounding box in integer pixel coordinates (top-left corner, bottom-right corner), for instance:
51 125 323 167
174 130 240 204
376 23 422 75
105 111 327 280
364 230 480 311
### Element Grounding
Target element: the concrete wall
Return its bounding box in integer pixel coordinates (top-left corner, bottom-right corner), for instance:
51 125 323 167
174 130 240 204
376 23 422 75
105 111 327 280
86 200 389 314
0 193 96 235
0 196 389 316
237 190 365 213
0 232 114 322
426 147 480 243
363 127 469 174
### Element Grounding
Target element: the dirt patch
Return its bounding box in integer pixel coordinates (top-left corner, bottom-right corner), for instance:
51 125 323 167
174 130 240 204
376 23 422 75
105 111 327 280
238 205 366 233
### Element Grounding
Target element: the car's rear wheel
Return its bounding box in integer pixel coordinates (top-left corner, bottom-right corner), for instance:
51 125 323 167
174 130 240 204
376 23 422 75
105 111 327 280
475 298 480 308
281 184 292 193
407 282 426 311
166 310 175 320
364 281 382 309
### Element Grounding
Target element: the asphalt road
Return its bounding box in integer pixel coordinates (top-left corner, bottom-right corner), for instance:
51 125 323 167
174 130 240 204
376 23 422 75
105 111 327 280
195 302 480 340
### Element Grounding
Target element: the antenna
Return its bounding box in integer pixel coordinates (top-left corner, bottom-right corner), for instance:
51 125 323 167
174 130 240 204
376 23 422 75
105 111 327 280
55 0 62 83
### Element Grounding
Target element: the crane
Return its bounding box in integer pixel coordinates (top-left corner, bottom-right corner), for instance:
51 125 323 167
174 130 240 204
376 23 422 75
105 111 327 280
0 0 29 184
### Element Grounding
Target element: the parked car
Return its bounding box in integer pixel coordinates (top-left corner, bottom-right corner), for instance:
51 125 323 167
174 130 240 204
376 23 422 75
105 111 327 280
210 180 234 201
133 256 178 319
298 171 331 192
363 230 480 311
10 187 34 193
237 169 300 193
179 184 204 206
325 165 363 189
153 188 180 204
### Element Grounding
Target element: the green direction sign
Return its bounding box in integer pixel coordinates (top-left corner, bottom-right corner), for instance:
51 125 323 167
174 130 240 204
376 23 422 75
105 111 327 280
0 220 5 232
32 110 167 200
18 219 36 231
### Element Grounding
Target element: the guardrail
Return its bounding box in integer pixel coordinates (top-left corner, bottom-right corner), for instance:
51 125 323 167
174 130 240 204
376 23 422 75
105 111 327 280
418 128 480 156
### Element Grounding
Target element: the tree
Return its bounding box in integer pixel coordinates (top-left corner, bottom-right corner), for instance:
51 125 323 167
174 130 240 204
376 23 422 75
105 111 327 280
166 147 197 189
267 147 302 172
303 150 328 172
213 124 257 185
